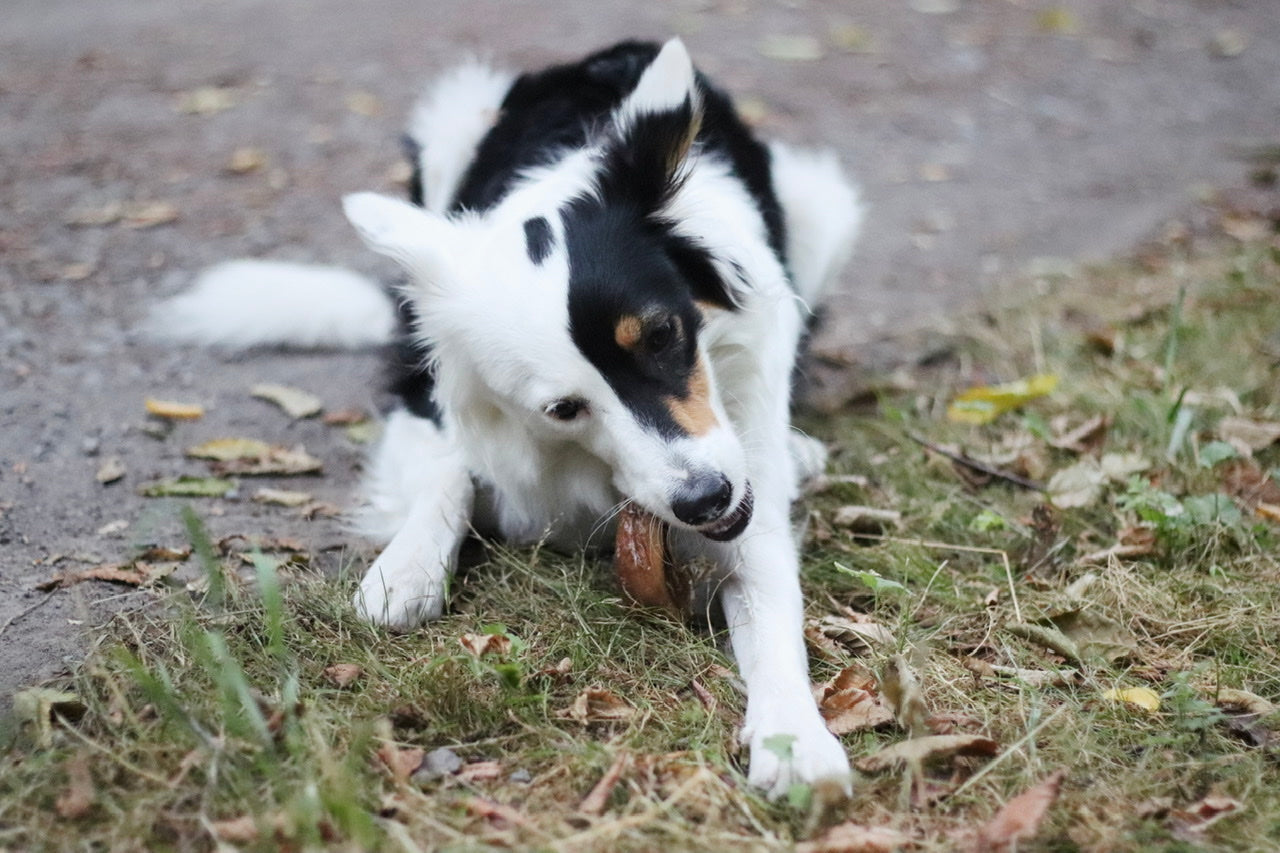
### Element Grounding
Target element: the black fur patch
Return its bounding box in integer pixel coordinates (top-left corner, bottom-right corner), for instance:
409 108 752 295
523 216 554 265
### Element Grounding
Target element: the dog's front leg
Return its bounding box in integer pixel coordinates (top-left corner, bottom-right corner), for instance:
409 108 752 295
713 524 852 797
353 413 474 629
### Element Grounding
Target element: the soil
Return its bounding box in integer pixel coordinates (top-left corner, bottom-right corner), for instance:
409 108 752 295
2 0 1277 702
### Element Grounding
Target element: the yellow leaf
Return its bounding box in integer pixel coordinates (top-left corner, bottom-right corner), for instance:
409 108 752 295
947 373 1059 424
186 438 273 461
1103 686 1161 712
145 398 205 419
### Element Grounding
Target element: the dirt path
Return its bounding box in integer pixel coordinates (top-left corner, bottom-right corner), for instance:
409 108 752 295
2 0 1277 701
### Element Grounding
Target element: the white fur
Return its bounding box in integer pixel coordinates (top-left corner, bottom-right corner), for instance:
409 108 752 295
158 40 863 799
768 142 864 309
144 260 396 349
408 61 515 214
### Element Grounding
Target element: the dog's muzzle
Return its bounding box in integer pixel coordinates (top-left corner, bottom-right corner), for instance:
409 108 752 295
697 481 754 541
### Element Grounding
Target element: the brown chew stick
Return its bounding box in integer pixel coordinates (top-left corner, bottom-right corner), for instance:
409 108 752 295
614 503 677 610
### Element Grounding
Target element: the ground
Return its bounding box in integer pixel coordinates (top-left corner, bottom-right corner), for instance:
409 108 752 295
1 0 1278 707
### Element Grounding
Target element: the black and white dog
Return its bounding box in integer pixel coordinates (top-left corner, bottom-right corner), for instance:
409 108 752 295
153 38 862 796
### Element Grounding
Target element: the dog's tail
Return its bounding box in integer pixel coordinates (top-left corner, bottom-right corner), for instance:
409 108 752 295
143 259 397 350
768 142 864 309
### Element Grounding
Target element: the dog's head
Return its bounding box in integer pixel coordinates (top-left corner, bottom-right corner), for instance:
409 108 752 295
345 39 754 540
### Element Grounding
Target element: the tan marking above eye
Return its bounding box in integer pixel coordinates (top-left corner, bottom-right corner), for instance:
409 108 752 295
614 315 643 350
664 357 717 436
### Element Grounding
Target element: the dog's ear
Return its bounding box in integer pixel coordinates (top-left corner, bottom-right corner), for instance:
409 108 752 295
600 38 703 212
343 192 455 285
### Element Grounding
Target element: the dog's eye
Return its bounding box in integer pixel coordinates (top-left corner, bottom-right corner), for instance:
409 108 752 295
544 397 588 422
645 317 678 353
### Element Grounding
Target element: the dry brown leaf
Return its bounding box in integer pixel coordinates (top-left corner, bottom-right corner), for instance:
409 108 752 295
1219 459 1280 509
972 769 1067 851
797 822 912 853
251 383 323 419
817 665 894 735
1218 416 1280 453
323 664 363 688
1045 609 1138 664
1049 414 1110 454
54 752 95 819
144 398 204 420
376 743 425 783
855 734 998 774
1169 794 1242 837
558 688 635 723
535 657 573 682
580 751 630 815
460 632 512 657
226 146 266 174
463 796 536 829
37 562 174 591
831 505 902 534
301 501 342 519
186 438 273 461
812 613 896 652
138 545 191 561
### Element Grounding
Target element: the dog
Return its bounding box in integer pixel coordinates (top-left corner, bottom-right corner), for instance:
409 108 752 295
151 38 863 796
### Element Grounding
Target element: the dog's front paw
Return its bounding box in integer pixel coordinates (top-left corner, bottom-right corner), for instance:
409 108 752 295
352 553 447 630
745 717 852 799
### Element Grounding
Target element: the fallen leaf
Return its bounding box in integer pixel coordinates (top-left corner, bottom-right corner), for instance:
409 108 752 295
1099 452 1151 481
947 374 1058 425
253 487 314 507
1043 609 1138 664
186 438 273 461
376 743 425 783
810 614 896 654
559 688 634 723
1218 417 1280 452
963 659 1079 688
1047 459 1106 508
37 562 176 591
226 146 266 174
463 796 536 829
64 201 123 227
797 822 911 853
344 420 381 444
973 769 1067 851
144 398 204 420
460 632 512 657
121 201 178 229
1169 794 1242 837
12 688 85 747
1211 687 1276 717
55 752 96 819
250 383 323 419
138 476 234 498
580 751 630 815
757 34 826 62
1103 686 1161 712
209 445 322 476
176 85 237 115
1219 459 1280 510
96 456 126 485
817 665 895 735
855 734 998 774
301 501 342 519
324 664 363 688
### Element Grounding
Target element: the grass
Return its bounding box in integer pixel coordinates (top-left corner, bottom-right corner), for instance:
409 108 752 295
2 232 1278 851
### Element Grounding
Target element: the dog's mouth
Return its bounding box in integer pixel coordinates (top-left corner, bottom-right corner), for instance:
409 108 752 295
697 482 754 541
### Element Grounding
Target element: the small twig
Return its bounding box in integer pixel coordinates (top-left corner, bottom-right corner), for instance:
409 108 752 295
0 590 56 638
908 432 1045 492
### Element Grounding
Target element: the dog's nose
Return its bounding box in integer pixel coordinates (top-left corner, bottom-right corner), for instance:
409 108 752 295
671 472 734 527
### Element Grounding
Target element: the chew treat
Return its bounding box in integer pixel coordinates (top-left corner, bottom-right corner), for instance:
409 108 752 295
614 503 684 611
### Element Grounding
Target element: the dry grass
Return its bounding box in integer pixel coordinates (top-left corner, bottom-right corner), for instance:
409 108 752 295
2 233 1278 851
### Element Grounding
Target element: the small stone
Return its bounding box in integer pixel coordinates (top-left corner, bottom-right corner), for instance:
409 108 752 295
411 747 463 784
82 437 101 456
508 769 532 784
